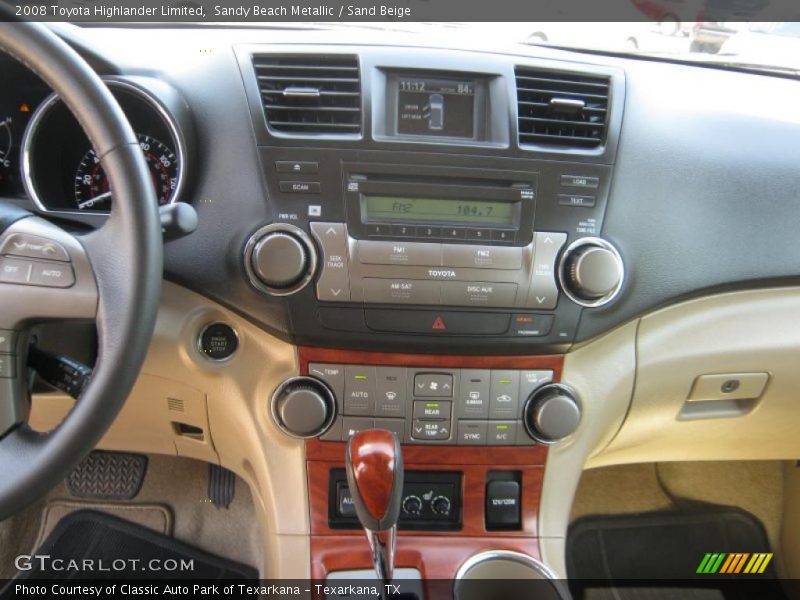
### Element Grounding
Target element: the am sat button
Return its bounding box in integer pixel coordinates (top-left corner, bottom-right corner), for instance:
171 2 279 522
30 261 74 288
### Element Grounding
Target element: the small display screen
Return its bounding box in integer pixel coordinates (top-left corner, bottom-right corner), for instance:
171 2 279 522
396 75 475 138
364 195 515 226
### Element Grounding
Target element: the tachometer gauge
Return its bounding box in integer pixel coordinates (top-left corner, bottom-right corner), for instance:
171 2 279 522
0 116 12 169
73 133 178 211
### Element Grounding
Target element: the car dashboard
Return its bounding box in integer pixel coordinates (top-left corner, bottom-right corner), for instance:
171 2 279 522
3 23 800 584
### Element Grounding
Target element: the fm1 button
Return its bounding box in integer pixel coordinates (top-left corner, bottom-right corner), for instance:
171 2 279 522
198 322 239 361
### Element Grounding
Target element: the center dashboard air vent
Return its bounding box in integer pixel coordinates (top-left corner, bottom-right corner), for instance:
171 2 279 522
515 66 610 149
252 54 362 136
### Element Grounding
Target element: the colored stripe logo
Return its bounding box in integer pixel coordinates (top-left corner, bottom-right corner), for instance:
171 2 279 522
697 553 773 574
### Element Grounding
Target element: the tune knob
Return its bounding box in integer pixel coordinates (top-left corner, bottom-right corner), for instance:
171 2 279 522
244 224 317 295
523 384 581 444
559 237 624 307
271 376 336 439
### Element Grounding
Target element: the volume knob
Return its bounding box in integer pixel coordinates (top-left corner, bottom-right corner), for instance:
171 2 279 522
559 238 623 307
244 224 317 296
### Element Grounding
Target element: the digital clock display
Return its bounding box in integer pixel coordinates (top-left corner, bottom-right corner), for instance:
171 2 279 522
396 75 475 138
364 195 515 226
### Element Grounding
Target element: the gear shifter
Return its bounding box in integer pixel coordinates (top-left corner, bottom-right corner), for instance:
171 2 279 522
345 429 404 584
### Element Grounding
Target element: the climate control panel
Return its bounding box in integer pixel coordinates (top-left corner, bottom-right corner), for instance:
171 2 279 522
307 363 556 445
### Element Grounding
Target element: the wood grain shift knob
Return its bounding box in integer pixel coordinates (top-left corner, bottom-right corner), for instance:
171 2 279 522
345 429 404 532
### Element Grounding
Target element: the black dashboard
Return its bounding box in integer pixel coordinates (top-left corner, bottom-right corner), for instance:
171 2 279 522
2 25 799 355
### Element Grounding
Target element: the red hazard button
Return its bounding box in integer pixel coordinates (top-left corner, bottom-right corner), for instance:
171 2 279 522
431 316 447 331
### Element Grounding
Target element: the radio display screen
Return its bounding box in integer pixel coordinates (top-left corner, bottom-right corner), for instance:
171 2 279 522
396 76 475 138
364 195 515 226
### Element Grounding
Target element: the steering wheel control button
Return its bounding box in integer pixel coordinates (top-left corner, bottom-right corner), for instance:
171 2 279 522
198 322 239 361
486 480 521 530
523 383 581 444
0 354 15 378
489 370 520 419
310 222 351 302
244 223 317 296
457 420 488 445
413 373 453 398
458 369 491 418
271 376 336 439
30 261 74 288
559 237 624 308
0 257 33 284
0 233 70 262
0 330 16 353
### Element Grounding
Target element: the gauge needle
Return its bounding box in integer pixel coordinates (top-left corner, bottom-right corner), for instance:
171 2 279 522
77 191 112 209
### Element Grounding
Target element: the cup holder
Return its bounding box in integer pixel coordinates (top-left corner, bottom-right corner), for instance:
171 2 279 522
453 551 567 600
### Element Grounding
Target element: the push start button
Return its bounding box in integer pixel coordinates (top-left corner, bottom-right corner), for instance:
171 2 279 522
198 322 239 361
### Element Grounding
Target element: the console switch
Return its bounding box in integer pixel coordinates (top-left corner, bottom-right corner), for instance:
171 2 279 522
486 480 521 530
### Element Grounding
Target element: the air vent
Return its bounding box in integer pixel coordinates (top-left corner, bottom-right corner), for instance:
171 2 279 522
515 67 610 149
253 54 362 136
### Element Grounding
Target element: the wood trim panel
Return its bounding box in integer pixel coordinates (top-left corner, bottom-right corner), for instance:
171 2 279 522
302 346 560 580
298 346 564 378
308 461 543 538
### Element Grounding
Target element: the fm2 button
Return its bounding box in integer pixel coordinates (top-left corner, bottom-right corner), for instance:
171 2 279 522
199 322 239 361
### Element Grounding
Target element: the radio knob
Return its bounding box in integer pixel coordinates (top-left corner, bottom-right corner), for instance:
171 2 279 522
523 384 581 444
271 376 336 439
245 224 317 295
560 238 623 307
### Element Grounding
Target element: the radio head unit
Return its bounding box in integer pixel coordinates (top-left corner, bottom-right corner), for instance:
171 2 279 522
344 163 535 246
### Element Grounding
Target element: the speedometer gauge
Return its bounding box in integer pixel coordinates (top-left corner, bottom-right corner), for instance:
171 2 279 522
74 134 178 211
0 116 12 169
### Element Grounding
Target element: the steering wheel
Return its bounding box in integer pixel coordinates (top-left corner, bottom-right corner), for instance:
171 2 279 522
0 19 162 519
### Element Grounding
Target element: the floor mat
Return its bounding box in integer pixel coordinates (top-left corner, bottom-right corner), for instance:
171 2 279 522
15 509 258 581
33 500 172 549
567 508 791 600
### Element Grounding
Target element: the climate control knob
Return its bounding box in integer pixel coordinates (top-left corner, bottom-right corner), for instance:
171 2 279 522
271 376 336 439
244 224 317 295
523 384 581 444
559 237 623 307
431 495 451 516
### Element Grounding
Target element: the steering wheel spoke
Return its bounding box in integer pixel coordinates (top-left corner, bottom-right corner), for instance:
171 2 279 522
0 214 98 329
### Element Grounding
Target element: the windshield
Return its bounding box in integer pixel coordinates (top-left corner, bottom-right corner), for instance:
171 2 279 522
442 21 800 74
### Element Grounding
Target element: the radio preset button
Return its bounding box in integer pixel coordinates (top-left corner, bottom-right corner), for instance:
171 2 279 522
441 281 517 308
442 245 522 270
458 369 491 418
442 227 466 240
391 225 414 237
363 278 440 304
492 230 515 243
366 224 391 237
358 240 442 266
466 228 492 241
